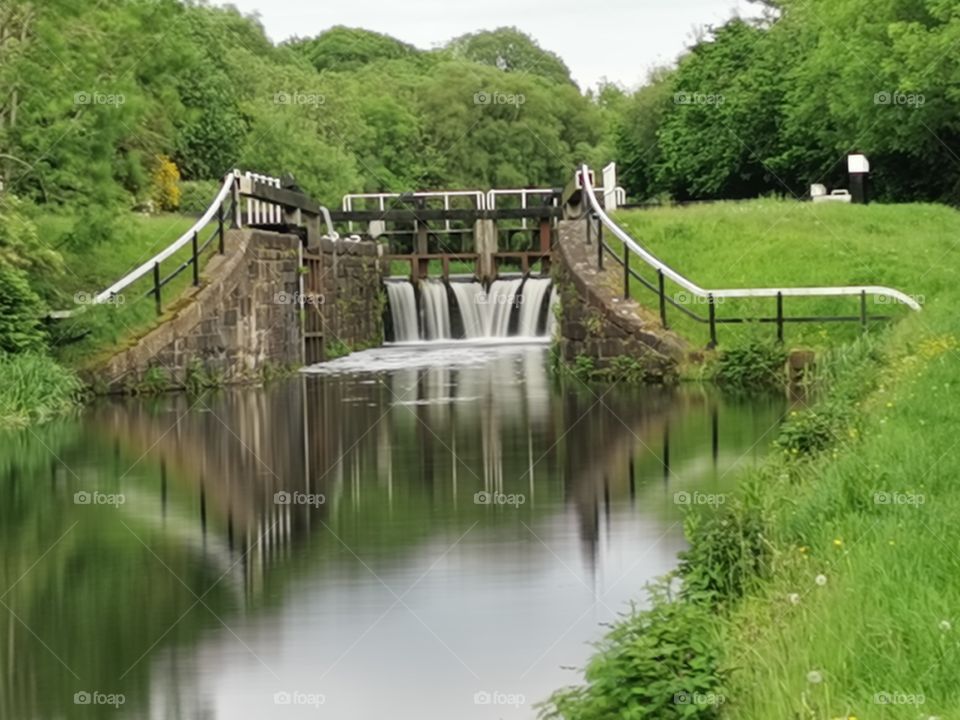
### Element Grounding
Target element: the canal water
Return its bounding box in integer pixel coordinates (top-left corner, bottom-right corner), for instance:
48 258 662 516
0 344 784 719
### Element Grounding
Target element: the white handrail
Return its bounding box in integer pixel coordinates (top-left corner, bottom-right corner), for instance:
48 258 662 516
94 172 237 304
578 165 922 311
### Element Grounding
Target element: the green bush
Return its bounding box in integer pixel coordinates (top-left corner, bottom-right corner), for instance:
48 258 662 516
678 492 770 605
0 266 47 353
714 338 787 390
179 179 222 214
543 584 726 719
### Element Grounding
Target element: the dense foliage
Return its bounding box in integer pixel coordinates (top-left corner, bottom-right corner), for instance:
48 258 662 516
615 0 960 203
0 3 606 206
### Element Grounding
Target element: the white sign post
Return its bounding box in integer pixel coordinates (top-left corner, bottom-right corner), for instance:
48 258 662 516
602 162 619 211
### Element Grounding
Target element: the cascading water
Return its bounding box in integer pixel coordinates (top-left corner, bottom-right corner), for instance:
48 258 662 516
449 282 486 338
484 278 523 337
420 279 452 340
386 277 555 342
516 278 551 337
385 281 418 342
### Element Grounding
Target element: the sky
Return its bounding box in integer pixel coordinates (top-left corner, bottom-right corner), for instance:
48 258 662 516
218 0 760 90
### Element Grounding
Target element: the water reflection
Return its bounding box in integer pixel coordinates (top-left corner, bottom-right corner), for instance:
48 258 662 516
0 345 784 719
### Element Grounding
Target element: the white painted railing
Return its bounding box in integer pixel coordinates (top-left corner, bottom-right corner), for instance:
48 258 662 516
579 164 922 311
342 190 487 233
98 173 236 302
242 172 282 225
486 188 557 230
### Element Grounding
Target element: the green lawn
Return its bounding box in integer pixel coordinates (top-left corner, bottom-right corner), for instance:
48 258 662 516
37 212 222 368
609 200 959 348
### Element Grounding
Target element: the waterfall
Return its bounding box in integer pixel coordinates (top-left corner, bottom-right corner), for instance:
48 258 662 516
484 278 523 337
385 277 554 342
385 281 418 342
420 279 451 340
517 278 552 337
449 282 486 338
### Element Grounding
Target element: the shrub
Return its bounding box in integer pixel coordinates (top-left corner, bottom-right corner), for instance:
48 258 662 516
543 583 726 719
714 338 787 389
150 155 181 211
179 179 222 214
0 266 47 353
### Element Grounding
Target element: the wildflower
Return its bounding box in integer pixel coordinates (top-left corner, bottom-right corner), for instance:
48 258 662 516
815 574 828 586
788 593 800 605
807 670 823 684
799 546 808 554
939 620 951 632
833 538 843 547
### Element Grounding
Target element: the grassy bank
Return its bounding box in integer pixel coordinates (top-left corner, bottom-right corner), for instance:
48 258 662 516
609 200 959 349
544 200 960 719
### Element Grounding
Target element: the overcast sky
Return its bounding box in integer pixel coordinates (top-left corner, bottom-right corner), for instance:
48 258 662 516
219 0 759 90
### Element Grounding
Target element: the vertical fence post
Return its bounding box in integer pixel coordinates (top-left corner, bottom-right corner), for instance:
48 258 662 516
658 270 667 328
585 212 592 246
191 231 199 286
623 243 630 299
776 291 784 343
596 216 604 270
860 290 868 331
153 262 162 315
707 293 717 348
217 202 225 254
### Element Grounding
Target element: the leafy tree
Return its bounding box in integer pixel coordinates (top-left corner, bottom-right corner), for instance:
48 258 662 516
287 26 418 73
446 27 574 85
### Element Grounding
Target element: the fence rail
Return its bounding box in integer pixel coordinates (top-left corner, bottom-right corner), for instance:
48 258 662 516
577 164 921 346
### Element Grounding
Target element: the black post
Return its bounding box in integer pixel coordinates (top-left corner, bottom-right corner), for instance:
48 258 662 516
217 202 225 254
776 292 784 343
860 290 868 331
623 243 629 299
191 231 199 286
153 261 162 315
658 270 667 328
585 213 592 246
596 217 603 270
707 293 717 348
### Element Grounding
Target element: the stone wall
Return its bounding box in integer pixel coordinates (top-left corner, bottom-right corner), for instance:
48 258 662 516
302 236 383 362
89 229 384 393
553 219 687 382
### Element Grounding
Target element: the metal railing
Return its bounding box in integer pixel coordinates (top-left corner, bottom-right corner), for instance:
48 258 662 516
51 171 240 320
577 164 921 345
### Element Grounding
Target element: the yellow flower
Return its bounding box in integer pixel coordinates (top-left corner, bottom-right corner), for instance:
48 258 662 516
799 546 808 554
833 538 843 547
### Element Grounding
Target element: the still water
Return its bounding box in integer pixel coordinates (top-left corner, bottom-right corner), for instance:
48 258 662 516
0 344 784 719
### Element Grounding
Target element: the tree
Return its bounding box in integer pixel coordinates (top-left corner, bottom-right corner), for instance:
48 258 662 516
446 27 574 86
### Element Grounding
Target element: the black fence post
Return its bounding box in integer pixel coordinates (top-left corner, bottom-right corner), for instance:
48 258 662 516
776 292 784 343
191 231 199 286
596 217 604 270
585 212 592 246
860 290 868 331
623 243 630 299
707 293 717 348
658 270 667 328
217 202 225 254
153 262 162 315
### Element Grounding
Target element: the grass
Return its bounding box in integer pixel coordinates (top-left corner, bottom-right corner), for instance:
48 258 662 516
545 199 960 719
36 211 221 368
609 200 959 349
0 352 84 427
